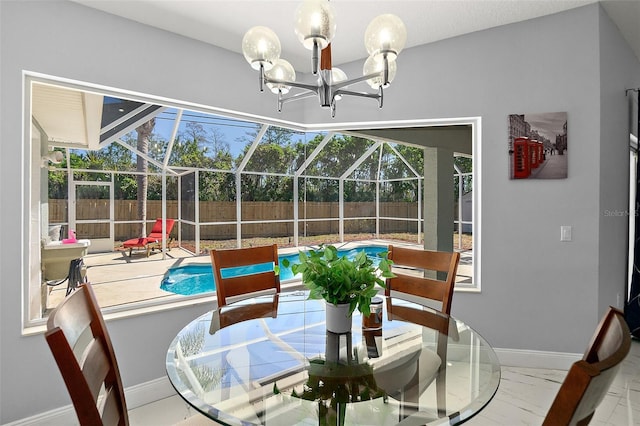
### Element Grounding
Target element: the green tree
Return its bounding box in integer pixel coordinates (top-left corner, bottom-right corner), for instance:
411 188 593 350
237 126 297 201
379 144 424 202
168 123 235 201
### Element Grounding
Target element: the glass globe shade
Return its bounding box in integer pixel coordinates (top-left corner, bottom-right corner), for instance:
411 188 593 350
363 55 397 89
294 0 336 50
265 59 296 94
242 26 281 70
331 67 347 84
331 67 348 99
364 14 407 61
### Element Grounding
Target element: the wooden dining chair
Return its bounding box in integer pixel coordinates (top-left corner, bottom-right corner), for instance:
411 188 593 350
45 282 129 426
543 306 631 426
210 244 281 308
385 245 460 315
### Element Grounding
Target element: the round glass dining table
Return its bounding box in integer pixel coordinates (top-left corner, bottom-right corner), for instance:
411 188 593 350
166 291 500 425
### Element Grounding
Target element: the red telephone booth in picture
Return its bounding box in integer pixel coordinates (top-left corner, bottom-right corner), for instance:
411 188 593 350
529 140 539 168
513 138 530 178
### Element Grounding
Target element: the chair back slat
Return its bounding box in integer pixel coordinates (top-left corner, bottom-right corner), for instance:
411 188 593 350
45 283 129 426
387 275 446 302
213 244 278 268
211 244 280 307
543 307 631 426
101 387 123 426
48 290 93 348
571 361 622 424
220 272 280 299
584 310 629 365
385 299 457 338
385 245 460 315
82 338 111 401
390 247 457 272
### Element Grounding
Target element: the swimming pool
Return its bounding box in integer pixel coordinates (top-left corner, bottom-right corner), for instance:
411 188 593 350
160 246 388 296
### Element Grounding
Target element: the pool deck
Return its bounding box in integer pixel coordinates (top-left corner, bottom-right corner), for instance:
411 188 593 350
45 240 473 312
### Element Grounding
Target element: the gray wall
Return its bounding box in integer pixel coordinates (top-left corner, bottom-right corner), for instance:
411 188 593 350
598 5 640 319
1 1 638 422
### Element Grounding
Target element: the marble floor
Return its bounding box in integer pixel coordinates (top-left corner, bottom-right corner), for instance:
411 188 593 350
129 339 640 426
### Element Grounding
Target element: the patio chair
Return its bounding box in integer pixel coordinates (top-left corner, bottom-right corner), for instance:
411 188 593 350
122 218 175 257
543 306 631 426
210 244 281 308
385 245 460 315
45 282 129 426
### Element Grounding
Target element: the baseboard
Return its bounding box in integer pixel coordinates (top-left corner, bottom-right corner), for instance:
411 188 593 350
6 349 578 425
494 347 580 370
125 376 177 409
4 377 177 426
3 404 78 426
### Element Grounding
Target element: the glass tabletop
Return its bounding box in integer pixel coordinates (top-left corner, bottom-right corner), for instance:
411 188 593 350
166 291 501 425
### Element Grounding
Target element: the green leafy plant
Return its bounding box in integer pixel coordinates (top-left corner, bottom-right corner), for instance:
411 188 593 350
283 245 395 316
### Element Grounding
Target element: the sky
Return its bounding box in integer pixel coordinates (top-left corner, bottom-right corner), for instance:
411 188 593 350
154 108 257 157
524 112 567 141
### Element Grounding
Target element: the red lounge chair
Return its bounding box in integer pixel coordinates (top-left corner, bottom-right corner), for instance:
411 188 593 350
122 218 175 257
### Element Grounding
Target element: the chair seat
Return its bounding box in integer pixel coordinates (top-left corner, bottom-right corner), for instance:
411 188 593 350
122 237 158 248
122 237 162 257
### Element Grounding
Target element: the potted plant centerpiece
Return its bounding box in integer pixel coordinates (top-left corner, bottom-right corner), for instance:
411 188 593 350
284 245 394 333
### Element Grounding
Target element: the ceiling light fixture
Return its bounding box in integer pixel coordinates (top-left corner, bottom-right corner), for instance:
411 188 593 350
241 0 406 117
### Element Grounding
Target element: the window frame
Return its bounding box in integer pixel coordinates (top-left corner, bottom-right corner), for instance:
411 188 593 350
22 72 481 332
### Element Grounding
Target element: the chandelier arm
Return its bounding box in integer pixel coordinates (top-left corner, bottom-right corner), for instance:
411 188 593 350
334 88 382 101
263 76 320 93
279 91 318 105
331 72 386 91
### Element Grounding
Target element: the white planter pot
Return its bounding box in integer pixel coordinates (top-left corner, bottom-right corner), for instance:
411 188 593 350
325 302 352 334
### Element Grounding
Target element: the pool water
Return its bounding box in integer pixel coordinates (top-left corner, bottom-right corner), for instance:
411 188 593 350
160 246 388 296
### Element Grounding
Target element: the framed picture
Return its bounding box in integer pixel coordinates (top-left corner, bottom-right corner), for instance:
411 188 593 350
508 112 567 179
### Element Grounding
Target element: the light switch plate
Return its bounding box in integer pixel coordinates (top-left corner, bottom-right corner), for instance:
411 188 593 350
561 226 572 242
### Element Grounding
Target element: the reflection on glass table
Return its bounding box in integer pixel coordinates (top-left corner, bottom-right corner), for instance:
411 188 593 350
166 291 501 425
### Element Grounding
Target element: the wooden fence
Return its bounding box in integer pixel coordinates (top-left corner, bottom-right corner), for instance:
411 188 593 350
49 200 419 240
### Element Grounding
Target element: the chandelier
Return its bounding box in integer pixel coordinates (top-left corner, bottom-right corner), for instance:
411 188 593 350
241 0 407 117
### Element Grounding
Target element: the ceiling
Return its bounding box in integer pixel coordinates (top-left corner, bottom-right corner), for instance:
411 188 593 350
32 83 103 150
72 0 640 71
39 1 639 154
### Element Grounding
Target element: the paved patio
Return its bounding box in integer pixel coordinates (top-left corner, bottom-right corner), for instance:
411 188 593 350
46 247 197 310
45 241 473 312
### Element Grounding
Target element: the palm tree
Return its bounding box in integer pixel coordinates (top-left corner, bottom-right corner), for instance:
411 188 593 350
136 119 155 237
